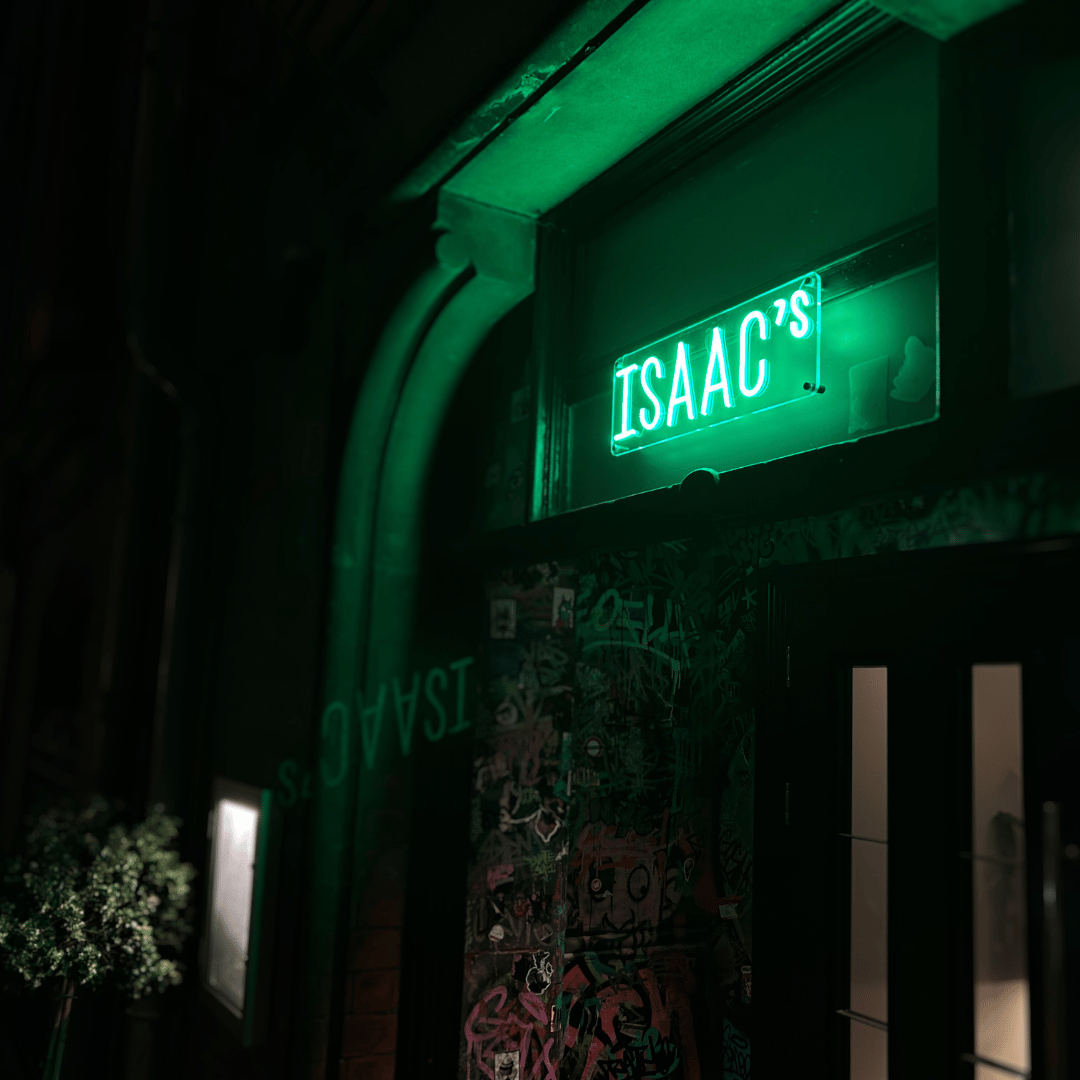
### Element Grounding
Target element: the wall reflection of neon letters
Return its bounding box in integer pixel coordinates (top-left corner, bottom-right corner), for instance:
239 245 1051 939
611 273 821 455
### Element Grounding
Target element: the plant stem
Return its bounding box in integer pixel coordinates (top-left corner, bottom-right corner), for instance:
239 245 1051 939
42 978 75 1080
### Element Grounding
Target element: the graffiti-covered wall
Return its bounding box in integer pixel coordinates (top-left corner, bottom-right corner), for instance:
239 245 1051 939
458 469 1080 1080
463 549 756 1080
462 565 575 1080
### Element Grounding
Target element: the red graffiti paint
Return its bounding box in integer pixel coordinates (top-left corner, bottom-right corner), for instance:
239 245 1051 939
464 985 557 1080
488 864 515 892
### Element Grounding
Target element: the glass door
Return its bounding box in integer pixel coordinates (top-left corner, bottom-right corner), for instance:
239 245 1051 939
757 542 1080 1080
966 664 1031 1080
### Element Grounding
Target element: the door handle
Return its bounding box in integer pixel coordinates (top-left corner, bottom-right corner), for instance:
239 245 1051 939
1043 801 1067 1080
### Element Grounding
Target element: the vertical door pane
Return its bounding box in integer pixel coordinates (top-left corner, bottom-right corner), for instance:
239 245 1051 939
852 667 888 841
851 838 888 1022
972 664 1029 1075
975 1062 1030 1080
850 666 888 1077
851 1020 888 1080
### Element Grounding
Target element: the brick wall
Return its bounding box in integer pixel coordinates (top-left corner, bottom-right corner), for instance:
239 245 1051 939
339 810 407 1079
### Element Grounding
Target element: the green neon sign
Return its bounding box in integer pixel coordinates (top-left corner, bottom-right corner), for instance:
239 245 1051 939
611 273 821 455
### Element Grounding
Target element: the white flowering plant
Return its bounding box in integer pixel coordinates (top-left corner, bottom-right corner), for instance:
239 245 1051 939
0 797 196 1000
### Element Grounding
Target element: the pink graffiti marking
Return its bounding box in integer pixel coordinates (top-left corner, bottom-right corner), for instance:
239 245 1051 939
464 985 557 1080
562 953 702 1080
488 864 515 891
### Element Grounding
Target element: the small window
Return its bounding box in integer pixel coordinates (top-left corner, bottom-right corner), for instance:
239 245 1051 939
202 778 272 1038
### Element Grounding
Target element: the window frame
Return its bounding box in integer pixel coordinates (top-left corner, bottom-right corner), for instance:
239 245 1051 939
505 2 1080 566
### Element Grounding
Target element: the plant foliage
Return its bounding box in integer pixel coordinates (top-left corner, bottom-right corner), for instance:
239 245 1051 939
0 798 196 998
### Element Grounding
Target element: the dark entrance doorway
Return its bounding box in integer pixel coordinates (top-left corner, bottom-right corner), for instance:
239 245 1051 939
757 539 1079 1080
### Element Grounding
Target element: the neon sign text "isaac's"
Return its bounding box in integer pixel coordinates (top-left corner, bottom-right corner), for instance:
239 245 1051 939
611 273 821 455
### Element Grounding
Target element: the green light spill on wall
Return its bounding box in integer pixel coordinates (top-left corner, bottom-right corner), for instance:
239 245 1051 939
611 274 821 455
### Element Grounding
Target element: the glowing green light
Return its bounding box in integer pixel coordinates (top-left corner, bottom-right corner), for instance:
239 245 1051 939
738 311 770 398
613 363 640 442
392 673 421 756
700 326 734 416
665 342 696 426
789 289 814 339
638 356 666 430
610 271 820 456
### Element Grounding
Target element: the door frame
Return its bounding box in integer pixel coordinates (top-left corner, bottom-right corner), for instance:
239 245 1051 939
757 535 1080 1080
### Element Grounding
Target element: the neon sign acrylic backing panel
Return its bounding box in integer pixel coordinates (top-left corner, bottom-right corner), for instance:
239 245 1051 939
611 274 822 455
565 259 939 512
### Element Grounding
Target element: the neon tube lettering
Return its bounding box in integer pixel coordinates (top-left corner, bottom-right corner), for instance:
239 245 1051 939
614 363 640 441
666 342 696 426
700 326 734 416
739 311 770 398
638 356 666 430
789 289 813 339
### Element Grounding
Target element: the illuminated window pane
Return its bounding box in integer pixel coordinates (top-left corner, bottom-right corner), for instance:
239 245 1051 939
207 797 259 1016
846 665 889 1071
851 1019 888 1080
557 35 940 516
972 664 1029 1076
852 667 888 843
851 839 888 1023
975 1061 1029 1080
850 666 888 1078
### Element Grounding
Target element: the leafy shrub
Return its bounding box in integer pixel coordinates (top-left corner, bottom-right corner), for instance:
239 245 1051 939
0 797 196 999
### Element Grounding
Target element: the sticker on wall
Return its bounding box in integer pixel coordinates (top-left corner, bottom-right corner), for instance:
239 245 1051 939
551 587 575 629
494 699 519 727
718 894 743 919
490 598 517 639
890 334 935 402
493 1051 520 1080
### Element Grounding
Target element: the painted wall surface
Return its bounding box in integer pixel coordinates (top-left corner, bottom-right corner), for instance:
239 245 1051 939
463 564 577 1080
459 468 1080 1079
